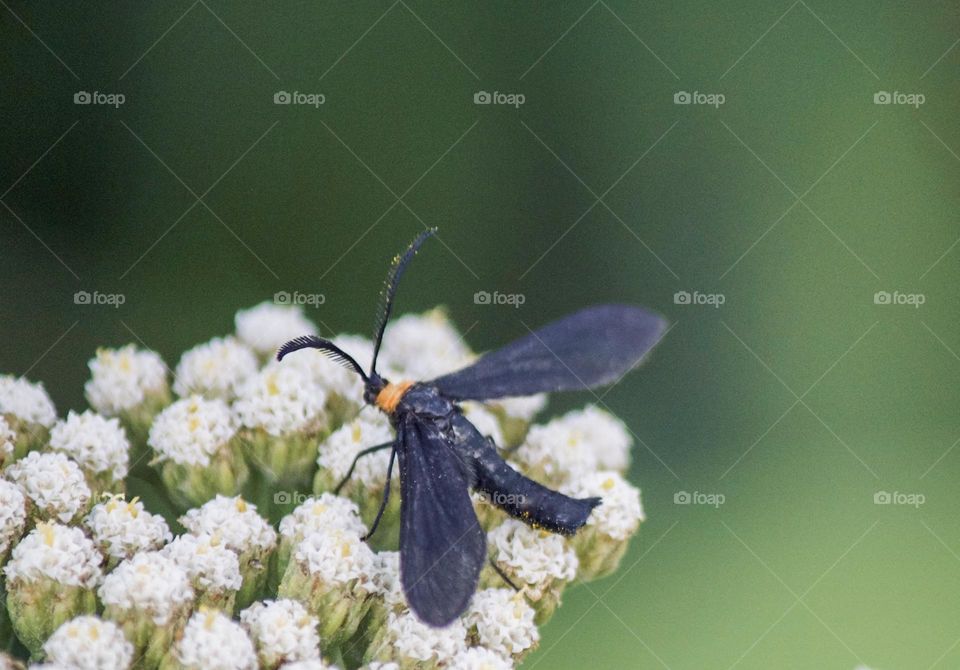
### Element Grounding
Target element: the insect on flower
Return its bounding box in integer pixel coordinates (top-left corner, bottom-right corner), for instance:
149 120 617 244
277 229 666 626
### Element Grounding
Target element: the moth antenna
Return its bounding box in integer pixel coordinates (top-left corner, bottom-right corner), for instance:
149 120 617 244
369 228 437 377
277 335 368 382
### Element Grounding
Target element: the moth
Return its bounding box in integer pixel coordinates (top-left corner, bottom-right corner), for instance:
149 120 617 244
277 229 666 626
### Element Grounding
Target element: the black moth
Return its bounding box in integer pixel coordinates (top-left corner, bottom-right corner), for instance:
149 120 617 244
277 229 666 626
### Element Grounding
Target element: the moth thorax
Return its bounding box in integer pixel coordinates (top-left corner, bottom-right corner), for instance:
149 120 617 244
375 380 413 413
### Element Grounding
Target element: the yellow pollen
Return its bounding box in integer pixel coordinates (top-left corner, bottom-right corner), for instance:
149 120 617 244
89 625 99 641
266 374 280 396
188 417 200 432
375 380 413 413
341 542 352 558
351 423 362 443
602 478 616 491
40 523 55 547
311 503 327 516
235 498 248 513
202 607 217 630
66 625 79 638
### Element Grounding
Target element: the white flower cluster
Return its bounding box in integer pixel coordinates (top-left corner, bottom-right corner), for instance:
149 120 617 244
383 610 467 665
279 493 367 542
234 364 327 436
175 608 258 670
148 396 237 466
84 495 172 561
235 302 317 357
0 374 57 427
293 527 376 586
515 405 632 481
4 523 102 588
43 616 134 670
317 413 395 488
174 336 259 400
49 410 130 480
488 520 578 593
464 589 539 659
379 309 474 380
84 345 167 415
161 533 243 592
240 599 321 666
6 451 91 523
279 333 372 401
98 551 194 625
562 470 643 541
180 495 277 556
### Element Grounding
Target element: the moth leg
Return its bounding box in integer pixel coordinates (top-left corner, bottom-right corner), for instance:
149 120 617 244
361 444 397 542
489 557 521 592
334 440 394 494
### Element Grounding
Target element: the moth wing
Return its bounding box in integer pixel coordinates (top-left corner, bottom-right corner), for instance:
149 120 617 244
398 415 485 627
431 304 666 401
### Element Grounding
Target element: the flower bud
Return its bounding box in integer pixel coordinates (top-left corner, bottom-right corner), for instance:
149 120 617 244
561 470 644 580
235 302 317 361
0 375 56 462
160 607 257 670
364 610 466 670
240 598 321 668
6 452 91 525
161 533 243 613
85 494 172 569
99 551 194 669
180 495 277 611
48 410 130 494
463 588 539 663
148 396 248 508
173 336 258 401
84 346 170 458
43 615 134 670
482 519 578 624
3 523 102 656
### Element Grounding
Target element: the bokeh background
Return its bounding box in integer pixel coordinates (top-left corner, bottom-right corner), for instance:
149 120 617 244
2 2 959 668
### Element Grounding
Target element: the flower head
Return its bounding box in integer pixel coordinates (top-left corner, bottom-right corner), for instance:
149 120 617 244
464 588 539 660
292 527 375 587
515 405 632 483
234 363 327 437
4 523 102 588
279 493 367 542
148 395 237 467
98 552 194 626
563 470 643 541
0 374 56 427
180 495 277 555
370 551 404 610
378 610 466 667
240 599 321 667
85 494 172 562
43 616 134 670
174 336 259 400
316 413 394 490
488 520 578 589
6 452 91 524
161 533 243 593
379 309 473 380
49 410 130 482
235 302 317 357
84 345 168 415
175 608 258 670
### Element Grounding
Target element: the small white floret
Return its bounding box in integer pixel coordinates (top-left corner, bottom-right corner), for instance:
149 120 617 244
84 346 167 415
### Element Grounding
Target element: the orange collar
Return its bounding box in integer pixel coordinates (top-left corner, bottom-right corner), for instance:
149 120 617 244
375 380 413 413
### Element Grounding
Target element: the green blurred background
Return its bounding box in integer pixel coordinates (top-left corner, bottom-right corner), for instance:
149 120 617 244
2 2 959 667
